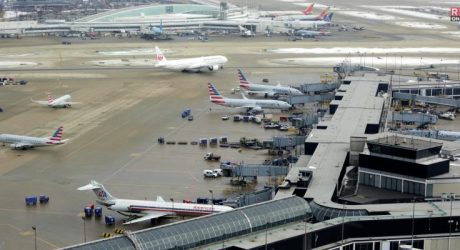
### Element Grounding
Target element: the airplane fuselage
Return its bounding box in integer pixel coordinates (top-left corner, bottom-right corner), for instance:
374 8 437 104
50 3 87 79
156 56 228 71
244 83 303 96
50 95 72 108
212 97 291 110
106 199 233 217
0 134 60 148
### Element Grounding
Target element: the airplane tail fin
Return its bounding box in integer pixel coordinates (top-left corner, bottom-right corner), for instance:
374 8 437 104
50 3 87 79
324 13 333 21
318 6 330 19
208 83 225 104
78 180 116 202
237 69 251 90
47 92 54 105
49 126 64 142
155 46 167 63
302 3 314 15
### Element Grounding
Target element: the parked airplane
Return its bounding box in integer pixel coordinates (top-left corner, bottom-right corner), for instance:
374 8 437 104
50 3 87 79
154 46 227 72
284 13 333 30
208 83 292 113
294 29 330 38
0 126 67 149
31 93 79 108
276 6 330 21
237 69 303 98
78 180 233 224
260 3 315 17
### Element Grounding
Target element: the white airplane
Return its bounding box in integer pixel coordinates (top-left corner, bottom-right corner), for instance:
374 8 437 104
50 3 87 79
0 126 68 150
154 46 228 72
78 180 233 224
209 83 292 113
276 6 329 21
237 69 303 98
32 93 79 108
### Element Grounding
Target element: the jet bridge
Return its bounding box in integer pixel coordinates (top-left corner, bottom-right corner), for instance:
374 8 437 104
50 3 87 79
393 92 460 108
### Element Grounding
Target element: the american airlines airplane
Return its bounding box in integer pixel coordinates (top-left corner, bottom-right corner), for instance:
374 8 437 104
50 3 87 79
237 69 303 98
32 93 79 108
209 83 292 113
154 46 228 72
78 180 233 224
0 126 67 149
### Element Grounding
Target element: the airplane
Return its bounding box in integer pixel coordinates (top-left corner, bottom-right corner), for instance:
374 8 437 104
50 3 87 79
208 83 292 113
276 6 330 21
31 93 79 108
261 3 314 17
154 46 228 72
237 69 303 98
294 29 330 38
78 180 233 225
285 13 333 30
0 126 68 150
238 25 255 37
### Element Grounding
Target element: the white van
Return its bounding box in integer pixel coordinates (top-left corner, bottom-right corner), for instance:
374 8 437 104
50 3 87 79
203 170 218 178
213 169 223 176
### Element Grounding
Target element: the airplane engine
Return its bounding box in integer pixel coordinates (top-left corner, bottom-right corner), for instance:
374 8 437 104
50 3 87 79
10 144 18 149
209 65 219 71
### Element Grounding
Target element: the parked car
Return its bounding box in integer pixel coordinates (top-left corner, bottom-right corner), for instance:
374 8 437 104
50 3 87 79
203 170 218 178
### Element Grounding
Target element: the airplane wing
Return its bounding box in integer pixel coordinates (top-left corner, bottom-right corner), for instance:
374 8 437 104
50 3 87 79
31 99 49 105
123 211 174 225
63 102 81 105
239 105 262 111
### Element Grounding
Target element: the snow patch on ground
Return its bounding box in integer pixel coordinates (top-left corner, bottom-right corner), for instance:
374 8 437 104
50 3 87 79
96 48 156 56
442 31 460 37
365 6 449 21
339 11 398 20
0 61 37 68
395 22 447 29
266 47 460 54
273 57 460 67
89 59 155 66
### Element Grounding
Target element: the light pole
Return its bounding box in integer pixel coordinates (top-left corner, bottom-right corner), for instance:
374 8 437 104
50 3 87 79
209 190 214 213
170 198 174 213
448 193 455 250
32 226 37 250
411 199 415 247
82 216 86 243
341 203 346 248
304 211 308 250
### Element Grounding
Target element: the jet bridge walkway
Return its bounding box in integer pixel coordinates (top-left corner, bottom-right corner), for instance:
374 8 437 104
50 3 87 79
393 92 460 108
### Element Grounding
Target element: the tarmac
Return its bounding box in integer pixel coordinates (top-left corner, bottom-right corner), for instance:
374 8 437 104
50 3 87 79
0 0 460 248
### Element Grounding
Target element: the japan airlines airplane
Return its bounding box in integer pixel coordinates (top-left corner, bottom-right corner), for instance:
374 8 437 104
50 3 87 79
237 69 303 98
154 46 228 72
32 93 79 108
208 83 292 113
78 180 233 224
0 126 68 150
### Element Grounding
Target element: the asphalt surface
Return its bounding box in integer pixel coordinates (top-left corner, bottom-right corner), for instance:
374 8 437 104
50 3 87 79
0 0 459 248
